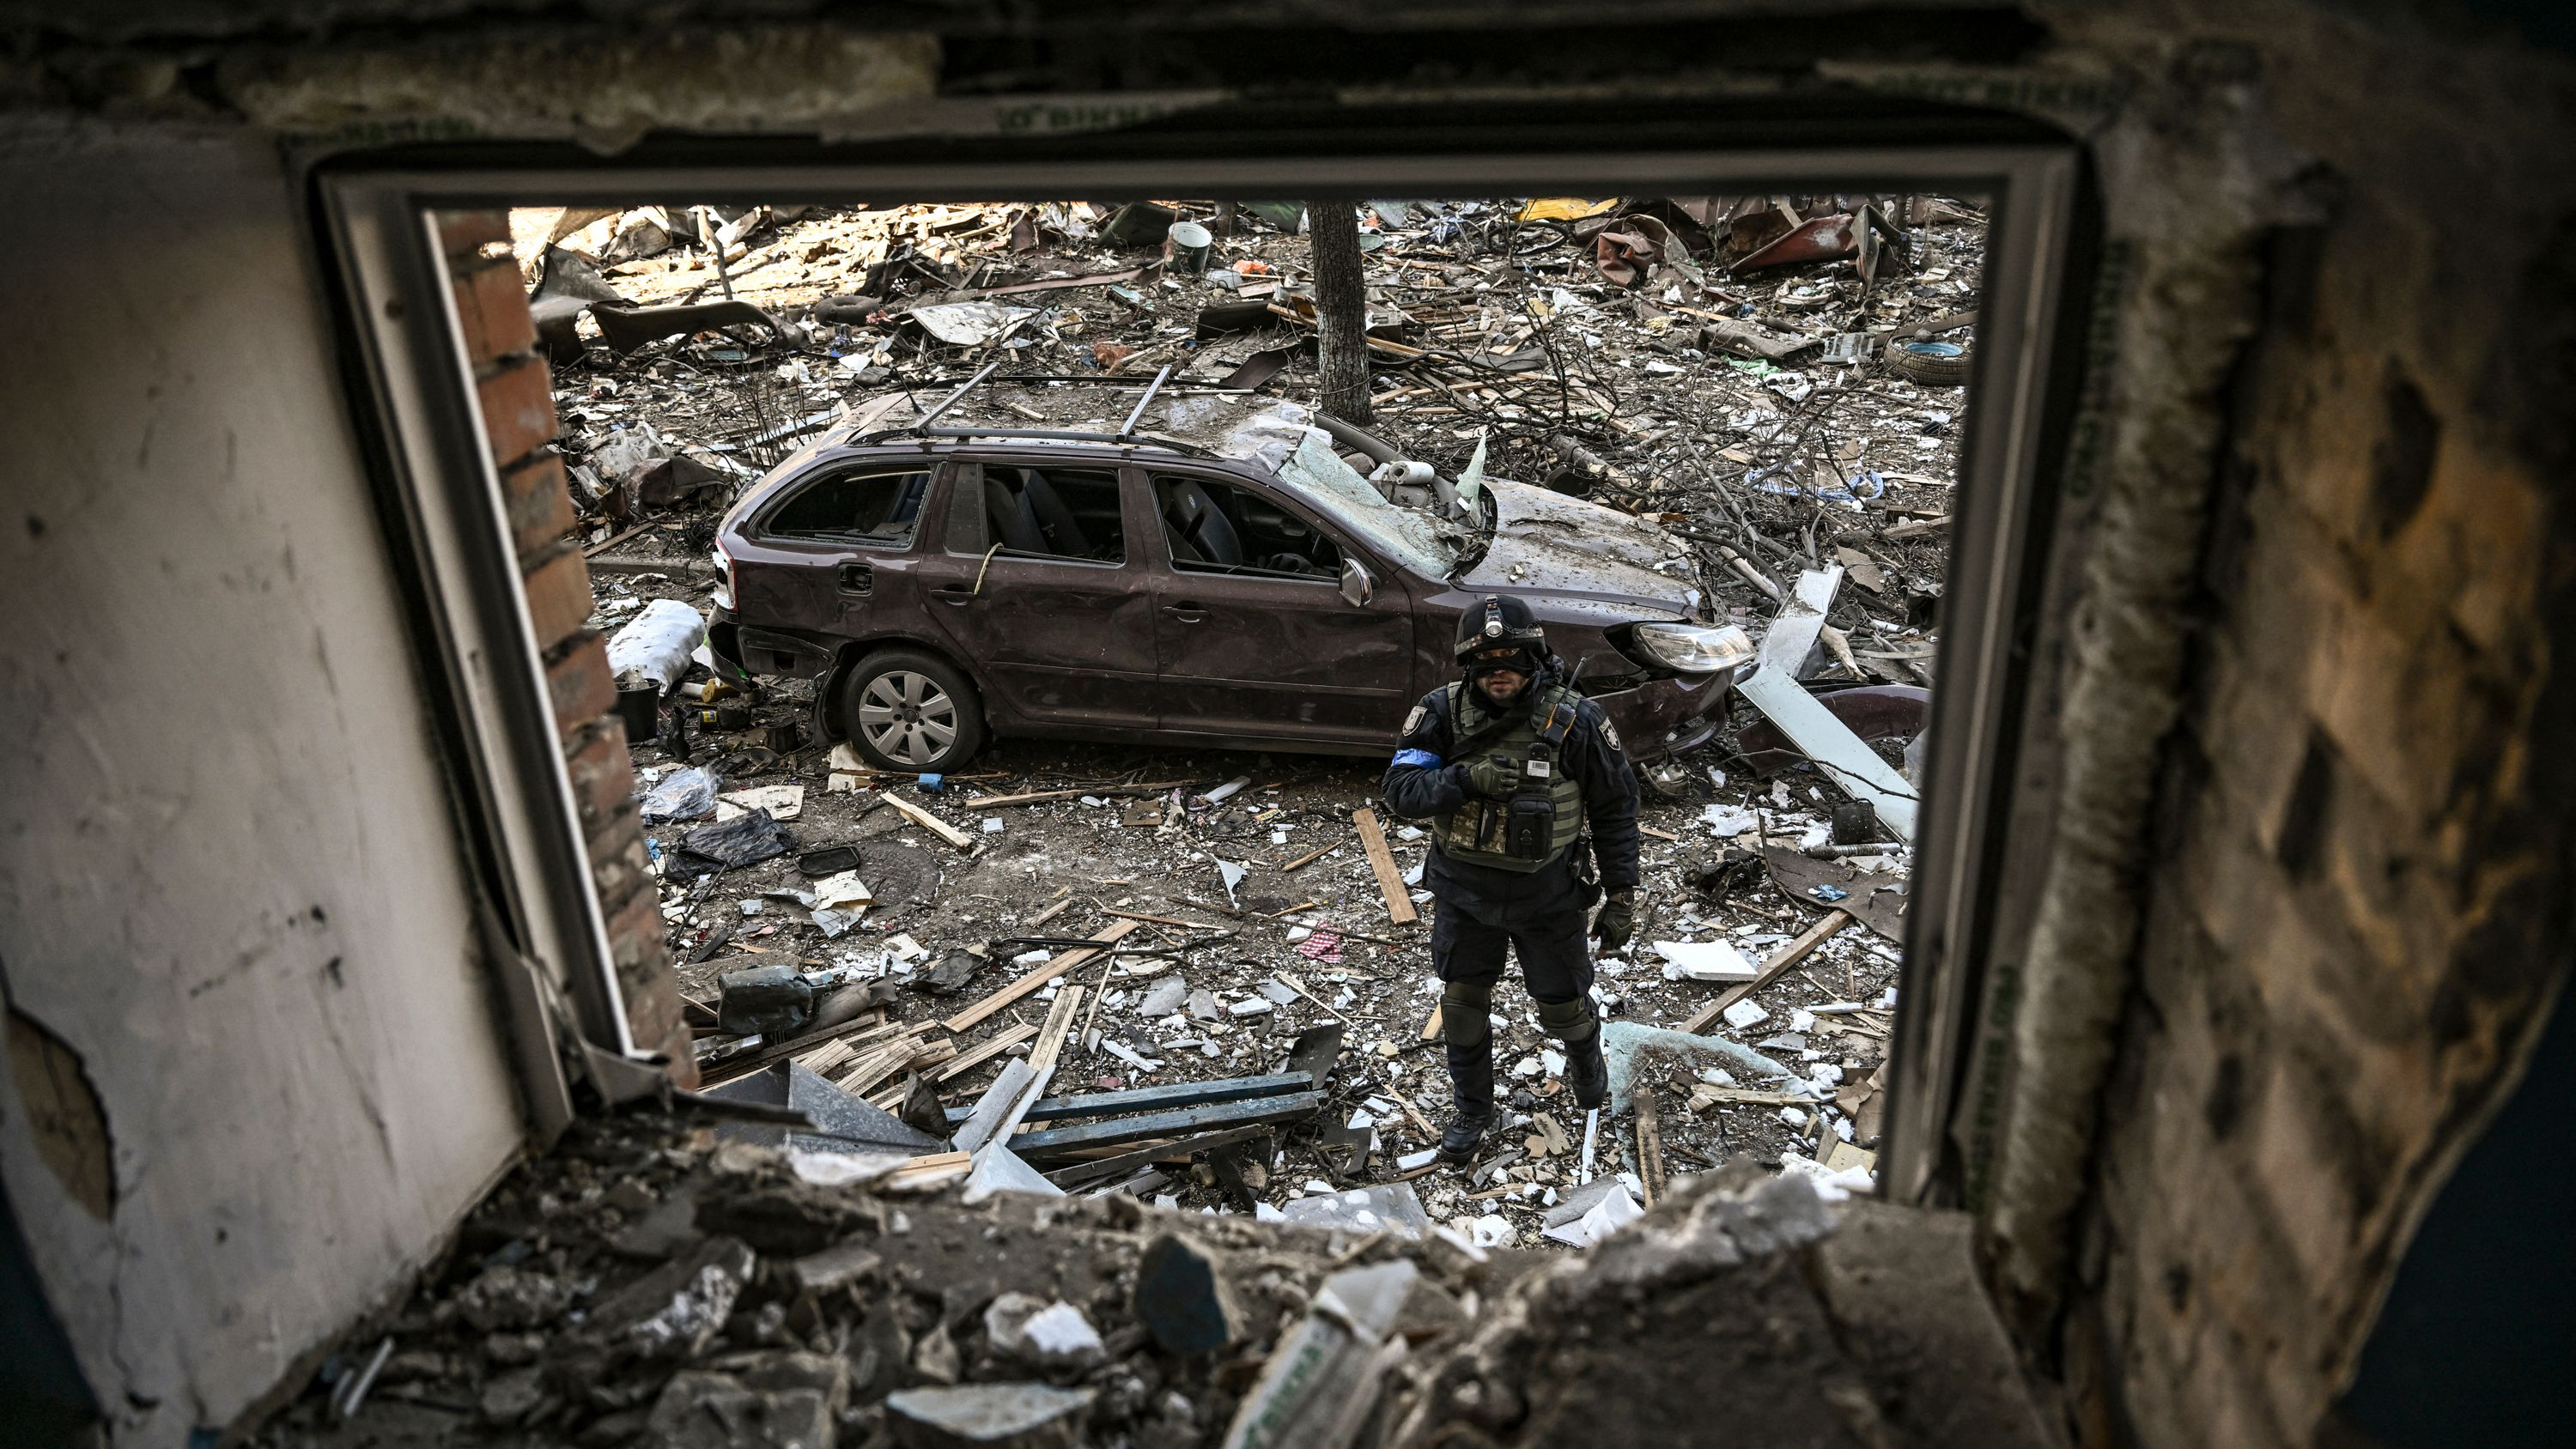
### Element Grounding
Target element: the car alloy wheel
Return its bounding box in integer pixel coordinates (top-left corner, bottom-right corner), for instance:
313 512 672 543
854 670 959 767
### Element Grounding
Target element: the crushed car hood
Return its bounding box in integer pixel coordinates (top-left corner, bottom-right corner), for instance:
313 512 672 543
1458 482 1705 618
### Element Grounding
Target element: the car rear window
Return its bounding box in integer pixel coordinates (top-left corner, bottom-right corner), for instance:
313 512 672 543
765 467 930 545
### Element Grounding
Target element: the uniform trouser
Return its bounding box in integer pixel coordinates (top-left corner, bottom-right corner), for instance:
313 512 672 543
1431 896 1598 1054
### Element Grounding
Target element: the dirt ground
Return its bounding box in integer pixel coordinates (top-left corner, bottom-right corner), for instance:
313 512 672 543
542 194 1976 1249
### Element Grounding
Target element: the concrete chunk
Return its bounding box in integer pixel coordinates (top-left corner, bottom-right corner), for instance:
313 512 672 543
886 1382 1095 1449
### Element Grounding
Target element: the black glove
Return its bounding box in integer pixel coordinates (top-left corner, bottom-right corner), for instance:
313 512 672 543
1466 754 1520 798
1593 891 1636 953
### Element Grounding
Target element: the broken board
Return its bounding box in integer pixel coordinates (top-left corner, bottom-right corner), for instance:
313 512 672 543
1352 809 1419 925
1735 664 1919 843
942 920 1139 1033
882 791 974 849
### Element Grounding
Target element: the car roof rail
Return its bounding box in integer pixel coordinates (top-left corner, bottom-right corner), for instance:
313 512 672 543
847 363 1223 458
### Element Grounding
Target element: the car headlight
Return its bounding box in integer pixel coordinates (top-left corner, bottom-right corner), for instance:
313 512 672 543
1629 621 1755 676
711 546 736 611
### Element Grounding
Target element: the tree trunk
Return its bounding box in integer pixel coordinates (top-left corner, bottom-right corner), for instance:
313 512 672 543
1306 200 1372 427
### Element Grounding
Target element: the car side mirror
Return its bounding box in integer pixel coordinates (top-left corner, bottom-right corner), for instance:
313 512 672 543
1339 557 1376 607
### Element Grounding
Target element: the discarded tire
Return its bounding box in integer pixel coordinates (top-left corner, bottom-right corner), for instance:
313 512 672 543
1886 340 1972 387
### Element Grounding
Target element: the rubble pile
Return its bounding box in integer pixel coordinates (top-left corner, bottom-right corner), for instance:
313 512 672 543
264 1122 2054 1449
533 195 1972 1247
261 1111 1534 1448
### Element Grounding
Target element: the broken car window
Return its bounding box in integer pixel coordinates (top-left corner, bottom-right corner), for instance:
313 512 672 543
1273 429 1457 579
1155 475 1344 580
981 464 1125 564
766 467 929 546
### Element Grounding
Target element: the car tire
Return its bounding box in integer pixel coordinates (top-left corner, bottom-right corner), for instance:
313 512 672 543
1885 342 1972 387
838 650 986 773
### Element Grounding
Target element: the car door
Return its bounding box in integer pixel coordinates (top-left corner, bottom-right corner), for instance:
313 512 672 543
1145 464 1417 748
730 452 940 643
914 456 1163 734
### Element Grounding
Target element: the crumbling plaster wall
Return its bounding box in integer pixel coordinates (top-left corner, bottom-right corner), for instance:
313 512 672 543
1996 7 2576 1447
0 124 527 1444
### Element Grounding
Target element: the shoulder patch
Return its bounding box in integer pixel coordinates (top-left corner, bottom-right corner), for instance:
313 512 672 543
1597 716 1623 754
1402 704 1427 737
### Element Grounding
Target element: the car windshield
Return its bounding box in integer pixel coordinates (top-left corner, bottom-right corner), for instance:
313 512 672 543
1273 429 1463 579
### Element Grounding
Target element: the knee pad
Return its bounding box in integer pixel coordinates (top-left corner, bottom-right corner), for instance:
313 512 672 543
1534 994 1597 1043
1440 979 1494 1048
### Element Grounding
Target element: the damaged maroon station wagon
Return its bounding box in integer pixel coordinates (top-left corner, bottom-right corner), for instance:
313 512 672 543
707 379 1754 773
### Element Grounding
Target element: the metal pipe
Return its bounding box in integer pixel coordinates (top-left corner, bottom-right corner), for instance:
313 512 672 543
917 357 1004 427
1120 363 1176 437
1313 412 1404 466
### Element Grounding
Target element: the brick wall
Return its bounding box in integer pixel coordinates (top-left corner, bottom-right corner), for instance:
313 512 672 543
2054 88 2575 1448
438 210 698 1090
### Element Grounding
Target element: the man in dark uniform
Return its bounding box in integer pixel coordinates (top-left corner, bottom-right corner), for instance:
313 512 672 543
1382 595 1640 1162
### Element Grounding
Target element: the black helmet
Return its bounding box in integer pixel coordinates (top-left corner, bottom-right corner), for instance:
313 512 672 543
1455 594 1546 681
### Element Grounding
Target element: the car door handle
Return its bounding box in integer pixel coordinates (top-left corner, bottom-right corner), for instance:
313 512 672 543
932 585 975 606
838 562 873 595
1163 603 1208 623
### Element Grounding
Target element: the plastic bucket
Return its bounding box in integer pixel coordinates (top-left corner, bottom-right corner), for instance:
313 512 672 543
1166 220 1212 276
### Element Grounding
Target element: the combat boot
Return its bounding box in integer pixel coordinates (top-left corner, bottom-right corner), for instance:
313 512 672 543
1565 1028 1608 1109
1438 1041 1495 1162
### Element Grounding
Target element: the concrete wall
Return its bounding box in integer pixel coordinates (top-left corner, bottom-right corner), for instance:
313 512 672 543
0 124 527 1443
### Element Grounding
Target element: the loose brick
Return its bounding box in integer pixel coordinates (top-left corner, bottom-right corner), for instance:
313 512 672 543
563 720 636 835
522 544 594 652
629 983 699 1090
436 209 511 260
603 877 666 985
501 453 578 560
586 802 653 907
477 356 557 469
545 632 617 733
452 256 539 368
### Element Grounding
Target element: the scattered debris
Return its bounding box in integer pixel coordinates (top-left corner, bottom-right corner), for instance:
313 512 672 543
551 190 1965 1249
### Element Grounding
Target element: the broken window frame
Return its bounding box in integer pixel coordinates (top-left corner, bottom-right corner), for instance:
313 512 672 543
313 130 2087 1202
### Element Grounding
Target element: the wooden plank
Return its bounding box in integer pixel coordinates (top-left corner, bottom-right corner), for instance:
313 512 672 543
840 1036 955 1099
884 1151 972 1191
1640 824 1680 842
1280 840 1342 872
1883 513 1950 539
1419 1003 1445 1042
882 791 975 849
581 518 658 557
966 779 1193 809
942 920 1138 1033
696 1012 894 1087
1027 984 1085 1076
1025 897 1076 930
935 1022 1039 1082
1273 971 1347 1024
823 1026 933 1090
1681 909 1852 1034
1352 808 1419 925
1103 907 1229 931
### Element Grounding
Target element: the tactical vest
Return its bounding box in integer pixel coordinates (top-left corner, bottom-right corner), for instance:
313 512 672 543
1431 681 1587 873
